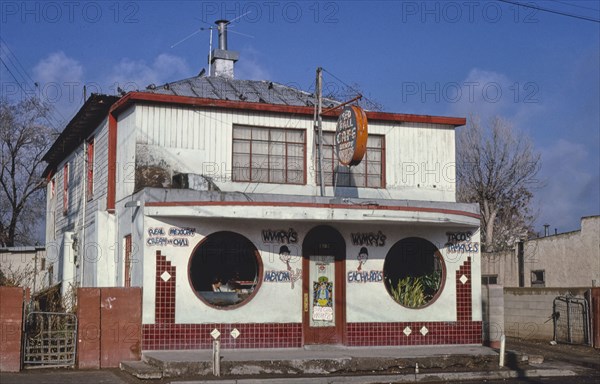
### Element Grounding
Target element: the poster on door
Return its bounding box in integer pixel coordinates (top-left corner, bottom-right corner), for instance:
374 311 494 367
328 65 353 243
310 255 335 326
312 276 333 322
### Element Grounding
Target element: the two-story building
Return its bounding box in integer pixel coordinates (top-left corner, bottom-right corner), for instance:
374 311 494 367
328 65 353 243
42 25 482 350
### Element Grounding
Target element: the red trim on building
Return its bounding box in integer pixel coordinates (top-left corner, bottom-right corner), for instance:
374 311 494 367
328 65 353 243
144 200 481 220
112 92 466 126
107 114 117 212
86 139 94 201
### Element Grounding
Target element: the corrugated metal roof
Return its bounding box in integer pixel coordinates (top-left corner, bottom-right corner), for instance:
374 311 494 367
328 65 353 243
143 75 341 108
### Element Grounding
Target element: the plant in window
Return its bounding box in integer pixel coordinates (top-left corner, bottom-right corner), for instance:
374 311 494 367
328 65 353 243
383 237 445 309
389 276 425 308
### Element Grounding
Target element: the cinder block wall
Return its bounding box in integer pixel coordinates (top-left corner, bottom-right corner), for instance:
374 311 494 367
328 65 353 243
482 285 504 348
504 287 589 340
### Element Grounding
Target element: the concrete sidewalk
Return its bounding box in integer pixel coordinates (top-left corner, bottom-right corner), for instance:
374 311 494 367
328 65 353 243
119 342 595 382
124 344 499 378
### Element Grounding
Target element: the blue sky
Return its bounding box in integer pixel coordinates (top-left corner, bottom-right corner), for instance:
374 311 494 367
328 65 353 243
1 0 599 234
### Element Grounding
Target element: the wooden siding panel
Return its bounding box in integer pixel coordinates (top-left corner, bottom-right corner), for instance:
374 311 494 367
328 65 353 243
129 104 455 199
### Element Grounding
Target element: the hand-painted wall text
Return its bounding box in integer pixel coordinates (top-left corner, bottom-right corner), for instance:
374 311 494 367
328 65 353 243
146 226 196 247
347 270 383 283
262 228 298 244
445 231 479 253
350 231 386 247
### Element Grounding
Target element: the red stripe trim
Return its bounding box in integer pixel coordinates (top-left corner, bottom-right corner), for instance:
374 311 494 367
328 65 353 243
144 200 480 219
112 92 466 126
107 113 117 212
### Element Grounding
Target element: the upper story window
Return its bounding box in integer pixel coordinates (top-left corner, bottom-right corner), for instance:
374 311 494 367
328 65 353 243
232 125 306 184
86 138 94 201
63 163 69 215
318 132 385 188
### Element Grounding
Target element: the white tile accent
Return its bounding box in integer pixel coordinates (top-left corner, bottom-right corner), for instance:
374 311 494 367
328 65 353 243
420 326 429 336
160 271 171 282
403 326 412 336
210 329 221 339
460 274 468 284
231 328 240 339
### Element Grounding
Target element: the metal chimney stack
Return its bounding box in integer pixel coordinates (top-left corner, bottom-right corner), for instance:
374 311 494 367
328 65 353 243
543 224 550 237
216 20 228 50
209 19 239 79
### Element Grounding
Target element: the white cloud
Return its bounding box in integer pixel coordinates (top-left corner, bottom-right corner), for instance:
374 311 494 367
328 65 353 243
33 51 83 84
235 47 270 80
448 68 544 130
32 51 84 127
108 53 190 91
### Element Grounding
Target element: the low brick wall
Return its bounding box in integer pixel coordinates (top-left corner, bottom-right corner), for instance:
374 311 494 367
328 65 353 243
0 287 26 372
504 287 589 341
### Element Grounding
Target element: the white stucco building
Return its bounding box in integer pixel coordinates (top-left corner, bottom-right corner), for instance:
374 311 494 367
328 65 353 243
42 25 482 349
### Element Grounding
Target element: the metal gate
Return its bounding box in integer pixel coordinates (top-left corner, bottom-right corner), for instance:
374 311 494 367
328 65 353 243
553 295 591 345
22 311 77 368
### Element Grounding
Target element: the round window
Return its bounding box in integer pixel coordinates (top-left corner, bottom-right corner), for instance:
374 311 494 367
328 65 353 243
189 231 261 309
383 237 444 308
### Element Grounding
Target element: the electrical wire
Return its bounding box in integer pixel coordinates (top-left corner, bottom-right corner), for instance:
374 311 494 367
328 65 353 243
0 39 68 131
1 57 61 132
497 0 600 23
321 68 383 111
548 0 600 13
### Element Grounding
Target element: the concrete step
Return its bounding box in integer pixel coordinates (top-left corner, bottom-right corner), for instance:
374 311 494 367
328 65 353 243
140 347 499 378
144 353 213 378
120 360 163 380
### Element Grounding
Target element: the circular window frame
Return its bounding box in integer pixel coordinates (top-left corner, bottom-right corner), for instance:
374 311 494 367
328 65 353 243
187 231 263 311
382 237 446 310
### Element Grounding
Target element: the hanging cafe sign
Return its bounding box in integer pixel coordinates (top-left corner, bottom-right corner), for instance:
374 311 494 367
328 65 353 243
335 105 368 166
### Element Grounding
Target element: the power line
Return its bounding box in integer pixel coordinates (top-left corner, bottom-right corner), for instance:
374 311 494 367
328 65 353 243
0 39 67 130
0 38 36 87
1 57 60 131
548 0 600 13
321 68 382 111
497 0 600 23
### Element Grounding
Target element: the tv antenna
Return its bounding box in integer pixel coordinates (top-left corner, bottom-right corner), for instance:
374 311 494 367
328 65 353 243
170 12 254 76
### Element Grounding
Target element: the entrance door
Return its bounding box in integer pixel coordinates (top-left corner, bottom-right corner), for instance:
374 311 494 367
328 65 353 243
302 225 345 345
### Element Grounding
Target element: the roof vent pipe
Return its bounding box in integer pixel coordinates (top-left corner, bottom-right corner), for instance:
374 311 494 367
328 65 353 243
543 224 550 237
216 20 228 50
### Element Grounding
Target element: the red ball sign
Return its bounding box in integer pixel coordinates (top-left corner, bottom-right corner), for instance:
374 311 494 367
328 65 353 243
335 105 368 166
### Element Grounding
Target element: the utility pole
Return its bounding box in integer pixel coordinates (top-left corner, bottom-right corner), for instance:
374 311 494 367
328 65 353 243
316 67 325 197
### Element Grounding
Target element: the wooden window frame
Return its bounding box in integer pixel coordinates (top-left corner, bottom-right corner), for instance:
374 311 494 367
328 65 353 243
317 132 386 188
232 125 307 185
62 163 69 215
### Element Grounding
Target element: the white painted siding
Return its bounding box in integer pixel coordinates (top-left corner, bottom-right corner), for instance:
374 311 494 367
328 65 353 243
131 104 456 202
115 106 137 203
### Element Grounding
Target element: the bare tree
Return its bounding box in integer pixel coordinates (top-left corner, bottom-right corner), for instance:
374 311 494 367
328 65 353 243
0 97 55 246
0 262 35 287
456 115 541 251
324 81 384 112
